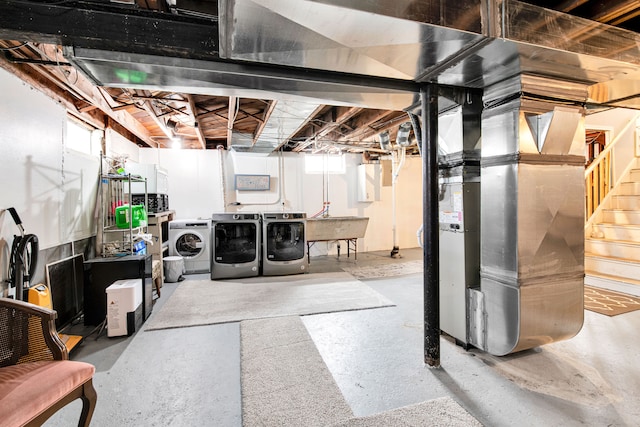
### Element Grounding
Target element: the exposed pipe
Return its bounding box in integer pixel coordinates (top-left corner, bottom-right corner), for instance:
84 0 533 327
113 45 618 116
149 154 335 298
3 50 72 66
422 84 440 368
279 149 286 211
408 112 422 157
390 146 407 258
323 152 330 217
391 150 398 257
217 145 227 211
409 111 425 248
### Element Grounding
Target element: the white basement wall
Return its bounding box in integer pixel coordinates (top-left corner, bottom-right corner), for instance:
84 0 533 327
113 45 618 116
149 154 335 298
0 68 100 290
0 69 100 248
139 147 424 254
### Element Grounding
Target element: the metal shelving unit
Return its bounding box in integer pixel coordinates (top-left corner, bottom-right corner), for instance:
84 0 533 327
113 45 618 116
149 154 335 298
99 154 148 257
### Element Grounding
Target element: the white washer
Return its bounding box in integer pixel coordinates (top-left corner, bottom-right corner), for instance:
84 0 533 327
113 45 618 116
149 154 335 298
168 219 211 274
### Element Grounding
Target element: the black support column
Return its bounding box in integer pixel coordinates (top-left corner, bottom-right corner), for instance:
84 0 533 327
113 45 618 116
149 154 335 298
422 84 440 367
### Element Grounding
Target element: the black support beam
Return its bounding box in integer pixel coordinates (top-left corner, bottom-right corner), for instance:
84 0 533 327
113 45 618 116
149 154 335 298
422 84 440 368
0 0 218 59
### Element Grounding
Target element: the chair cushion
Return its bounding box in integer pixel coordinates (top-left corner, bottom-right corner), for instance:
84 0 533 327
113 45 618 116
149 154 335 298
0 360 95 426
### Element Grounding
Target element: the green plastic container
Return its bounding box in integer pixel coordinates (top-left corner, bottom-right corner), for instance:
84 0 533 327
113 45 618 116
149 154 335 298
115 204 147 229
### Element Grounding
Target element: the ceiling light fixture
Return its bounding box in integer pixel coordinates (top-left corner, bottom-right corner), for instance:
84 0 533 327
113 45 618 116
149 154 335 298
166 119 178 131
171 137 181 149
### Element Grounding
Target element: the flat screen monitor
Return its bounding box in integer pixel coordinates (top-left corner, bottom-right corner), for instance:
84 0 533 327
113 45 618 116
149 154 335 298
45 254 84 330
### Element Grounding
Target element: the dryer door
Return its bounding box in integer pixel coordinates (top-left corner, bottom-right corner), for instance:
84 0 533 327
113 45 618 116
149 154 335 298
265 221 305 261
214 222 258 263
174 231 205 259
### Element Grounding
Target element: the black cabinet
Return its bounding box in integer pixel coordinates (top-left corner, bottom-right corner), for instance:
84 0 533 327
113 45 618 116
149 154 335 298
83 254 153 326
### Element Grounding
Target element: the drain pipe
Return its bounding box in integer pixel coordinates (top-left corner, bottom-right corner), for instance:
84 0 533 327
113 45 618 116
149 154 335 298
409 112 425 249
323 152 330 217
217 145 227 211
390 146 406 258
408 112 422 157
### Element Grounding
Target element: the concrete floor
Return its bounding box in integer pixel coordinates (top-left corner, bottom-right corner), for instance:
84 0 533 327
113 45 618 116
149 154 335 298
46 248 640 426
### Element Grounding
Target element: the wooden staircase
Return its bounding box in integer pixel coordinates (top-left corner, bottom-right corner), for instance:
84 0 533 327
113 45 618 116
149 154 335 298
585 161 640 296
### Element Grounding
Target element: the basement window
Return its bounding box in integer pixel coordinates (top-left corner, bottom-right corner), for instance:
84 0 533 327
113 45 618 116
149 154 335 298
65 118 100 156
304 154 346 175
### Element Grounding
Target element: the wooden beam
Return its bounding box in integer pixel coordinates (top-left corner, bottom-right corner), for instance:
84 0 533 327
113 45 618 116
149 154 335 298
237 108 265 124
78 104 98 113
29 43 157 146
293 106 363 152
142 97 173 139
187 95 207 149
129 94 190 103
589 0 639 24
556 0 590 12
609 9 640 26
0 57 105 129
252 100 277 144
197 107 228 121
337 110 400 143
111 103 139 111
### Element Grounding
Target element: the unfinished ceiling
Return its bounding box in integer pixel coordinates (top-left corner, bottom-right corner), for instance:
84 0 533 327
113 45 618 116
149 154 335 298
1 0 640 153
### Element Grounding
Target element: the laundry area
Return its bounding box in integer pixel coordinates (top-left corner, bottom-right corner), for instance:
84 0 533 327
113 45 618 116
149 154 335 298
39 250 640 426
2 1 640 426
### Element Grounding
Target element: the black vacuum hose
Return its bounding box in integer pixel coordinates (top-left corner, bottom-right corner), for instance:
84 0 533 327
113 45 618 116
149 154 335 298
6 208 39 301
9 234 39 301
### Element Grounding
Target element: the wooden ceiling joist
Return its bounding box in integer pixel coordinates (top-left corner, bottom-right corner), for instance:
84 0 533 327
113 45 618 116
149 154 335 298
187 95 206 150
609 9 640 26
293 106 363 152
589 0 639 24
557 0 590 13
337 110 398 143
139 90 173 141
252 100 277 144
0 42 156 145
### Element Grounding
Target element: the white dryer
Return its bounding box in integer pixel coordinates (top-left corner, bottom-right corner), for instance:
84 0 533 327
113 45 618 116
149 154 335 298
168 219 211 274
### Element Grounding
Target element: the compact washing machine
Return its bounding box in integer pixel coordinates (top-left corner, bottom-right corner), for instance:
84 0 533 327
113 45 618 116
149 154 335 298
211 213 261 280
261 212 307 276
168 219 211 274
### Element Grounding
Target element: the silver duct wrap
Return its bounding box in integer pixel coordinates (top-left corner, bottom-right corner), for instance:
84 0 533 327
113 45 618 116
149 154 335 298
473 78 586 355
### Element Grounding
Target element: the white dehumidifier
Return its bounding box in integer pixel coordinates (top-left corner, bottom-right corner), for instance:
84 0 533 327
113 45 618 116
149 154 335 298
106 279 143 337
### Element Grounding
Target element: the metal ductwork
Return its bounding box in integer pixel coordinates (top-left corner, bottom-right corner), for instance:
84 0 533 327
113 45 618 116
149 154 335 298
219 0 640 110
231 100 321 153
469 76 586 356
64 0 640 123
65 44 417 111
50 0 640 166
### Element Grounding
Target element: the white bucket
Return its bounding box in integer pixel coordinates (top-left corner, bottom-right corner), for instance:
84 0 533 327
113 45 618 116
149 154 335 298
163 256 185 283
